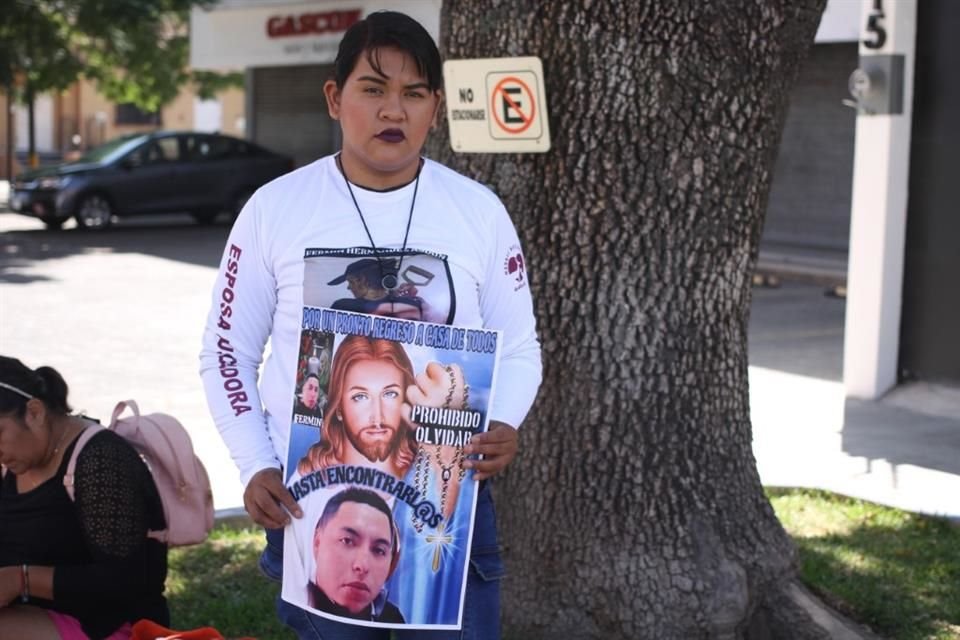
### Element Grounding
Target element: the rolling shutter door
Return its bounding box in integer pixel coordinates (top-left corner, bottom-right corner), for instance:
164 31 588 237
762 43 857 252
252 65 337 168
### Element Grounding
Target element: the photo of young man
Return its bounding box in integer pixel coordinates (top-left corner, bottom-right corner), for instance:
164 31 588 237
309 487 404 623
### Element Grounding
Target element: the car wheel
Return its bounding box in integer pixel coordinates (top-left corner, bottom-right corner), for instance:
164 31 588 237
75 194 112 230
190 209 220 225
41 217 65 230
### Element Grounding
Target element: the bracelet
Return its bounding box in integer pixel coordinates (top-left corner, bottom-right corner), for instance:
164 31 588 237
20 563 29 603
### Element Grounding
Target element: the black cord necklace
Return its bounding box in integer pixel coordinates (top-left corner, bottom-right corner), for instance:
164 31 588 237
338 154 421 292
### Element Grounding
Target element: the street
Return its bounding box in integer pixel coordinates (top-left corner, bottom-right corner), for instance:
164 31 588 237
0 208 849 515
0 211 246 511
3 207 959 519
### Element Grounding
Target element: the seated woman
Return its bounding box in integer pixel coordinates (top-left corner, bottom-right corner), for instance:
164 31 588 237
0 356 169 640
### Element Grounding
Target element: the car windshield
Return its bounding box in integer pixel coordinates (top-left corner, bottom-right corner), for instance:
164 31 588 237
75 134 150 164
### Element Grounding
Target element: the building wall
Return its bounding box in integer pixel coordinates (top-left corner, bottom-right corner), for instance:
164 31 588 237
14 95 56 153
220 87 247 137
77 77 196 146
77 81 113 148
58 84 82 153
161 89 196 132
5 76 246 168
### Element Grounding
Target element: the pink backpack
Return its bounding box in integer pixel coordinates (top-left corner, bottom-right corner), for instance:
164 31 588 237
64 400 214 547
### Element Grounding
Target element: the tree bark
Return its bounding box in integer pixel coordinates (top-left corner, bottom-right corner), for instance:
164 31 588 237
428 1 829 638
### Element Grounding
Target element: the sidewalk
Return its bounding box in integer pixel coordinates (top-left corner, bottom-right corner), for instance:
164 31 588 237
3 206 955 522
211 280 960 521
209 283 960 522
749 280 960 520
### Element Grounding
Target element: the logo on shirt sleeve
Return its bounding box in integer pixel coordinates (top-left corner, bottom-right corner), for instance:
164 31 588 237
503 245 527 291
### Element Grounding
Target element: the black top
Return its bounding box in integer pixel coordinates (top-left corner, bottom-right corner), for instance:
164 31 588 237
308 581 405 623
0 427 169 639
294 399 325 421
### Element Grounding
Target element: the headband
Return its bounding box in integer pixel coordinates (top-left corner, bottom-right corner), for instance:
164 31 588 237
0 381 34 400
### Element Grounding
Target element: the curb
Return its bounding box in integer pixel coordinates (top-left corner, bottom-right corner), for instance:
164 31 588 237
787 580 885 640
756 256 846 288
214 506 255 528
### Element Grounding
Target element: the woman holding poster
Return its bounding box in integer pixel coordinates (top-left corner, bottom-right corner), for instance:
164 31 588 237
199 9 542 640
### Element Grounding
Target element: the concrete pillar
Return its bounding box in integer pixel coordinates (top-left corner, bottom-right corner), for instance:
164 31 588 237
843 0 918 400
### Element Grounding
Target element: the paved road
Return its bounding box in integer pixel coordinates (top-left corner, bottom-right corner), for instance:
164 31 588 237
4 207 958 519
748 279 960 519
0 211 246 512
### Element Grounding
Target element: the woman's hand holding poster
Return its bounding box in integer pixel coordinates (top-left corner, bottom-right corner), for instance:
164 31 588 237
282 305 501 629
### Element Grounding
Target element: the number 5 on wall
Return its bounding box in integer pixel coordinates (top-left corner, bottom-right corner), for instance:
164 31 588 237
863 0 887 50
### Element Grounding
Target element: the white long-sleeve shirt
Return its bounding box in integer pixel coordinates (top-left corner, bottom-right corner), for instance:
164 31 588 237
199 155 542 487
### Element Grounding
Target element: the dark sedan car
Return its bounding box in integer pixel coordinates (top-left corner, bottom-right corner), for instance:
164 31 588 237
9 131 293 230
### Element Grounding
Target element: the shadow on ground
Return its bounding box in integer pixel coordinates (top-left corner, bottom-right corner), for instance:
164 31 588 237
841 397 960 478
0 214 231 284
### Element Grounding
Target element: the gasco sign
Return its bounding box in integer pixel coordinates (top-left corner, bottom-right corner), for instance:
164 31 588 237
266 10 361 39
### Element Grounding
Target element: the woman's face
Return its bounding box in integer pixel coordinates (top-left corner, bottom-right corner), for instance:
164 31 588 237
0 405 45 474
302 376 321 409
324 46 441 189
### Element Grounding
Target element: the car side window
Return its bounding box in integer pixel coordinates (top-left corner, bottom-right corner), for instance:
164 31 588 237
156 138 180 162
234 141 256 156
184 136 205 161
206 136 234 160
127 139 179 166
185 135 236 162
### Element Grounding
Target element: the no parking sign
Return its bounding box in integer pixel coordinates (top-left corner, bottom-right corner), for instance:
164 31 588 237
443 57 551 153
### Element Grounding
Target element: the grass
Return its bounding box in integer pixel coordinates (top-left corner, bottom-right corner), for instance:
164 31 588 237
166 523 288 640
768 488 960 640
166 493 960 639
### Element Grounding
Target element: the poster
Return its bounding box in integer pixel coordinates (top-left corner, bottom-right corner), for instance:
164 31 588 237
281 303 501 629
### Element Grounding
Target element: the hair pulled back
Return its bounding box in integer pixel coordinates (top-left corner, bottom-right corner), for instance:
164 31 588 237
0 355 72 418
332 10 443 92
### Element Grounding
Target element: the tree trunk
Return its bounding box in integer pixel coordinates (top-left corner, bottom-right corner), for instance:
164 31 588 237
429 1 830 638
